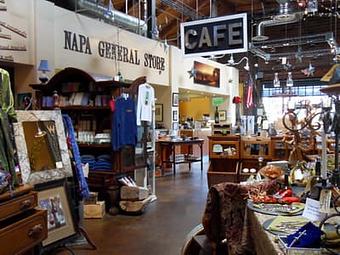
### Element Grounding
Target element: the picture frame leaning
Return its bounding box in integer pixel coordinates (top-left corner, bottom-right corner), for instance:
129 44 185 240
36 181 76 247
13 110 73 185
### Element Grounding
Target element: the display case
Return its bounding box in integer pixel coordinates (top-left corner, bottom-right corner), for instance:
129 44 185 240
209 135 240 159
241 137 272 160
271 136 289 161
207 135 240 187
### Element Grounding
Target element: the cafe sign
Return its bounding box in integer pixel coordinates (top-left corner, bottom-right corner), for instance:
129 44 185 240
180 13 248 57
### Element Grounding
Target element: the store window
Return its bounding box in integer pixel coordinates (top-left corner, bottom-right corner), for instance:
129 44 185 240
261 79 329 123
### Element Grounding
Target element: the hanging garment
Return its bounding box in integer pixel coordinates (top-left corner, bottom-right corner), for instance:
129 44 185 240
136 83 155 125
0 69 15 119
246 77 254 109
62 114 90 199
112 97 137 151
0 110 18 186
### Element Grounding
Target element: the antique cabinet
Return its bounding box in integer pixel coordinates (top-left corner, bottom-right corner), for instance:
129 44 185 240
0 185 47 255
207 135 240 187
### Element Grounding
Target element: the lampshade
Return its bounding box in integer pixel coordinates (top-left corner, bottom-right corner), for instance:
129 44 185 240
273 72 280 87
286 72 294 87
38 60 50 72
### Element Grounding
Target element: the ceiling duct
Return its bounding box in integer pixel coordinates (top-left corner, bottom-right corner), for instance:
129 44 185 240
250 32 335 61
252 1 301 42
77 0 147 34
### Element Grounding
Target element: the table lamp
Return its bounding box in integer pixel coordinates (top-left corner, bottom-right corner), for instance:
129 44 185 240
38 59 50 84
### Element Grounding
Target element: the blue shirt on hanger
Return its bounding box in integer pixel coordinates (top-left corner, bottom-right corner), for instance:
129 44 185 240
111 97 137 151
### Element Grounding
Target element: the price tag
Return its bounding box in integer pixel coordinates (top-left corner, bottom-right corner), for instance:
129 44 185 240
56 161 63 169
302 198 325 222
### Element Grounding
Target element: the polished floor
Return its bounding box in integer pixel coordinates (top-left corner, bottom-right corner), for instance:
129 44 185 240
72 160 209 255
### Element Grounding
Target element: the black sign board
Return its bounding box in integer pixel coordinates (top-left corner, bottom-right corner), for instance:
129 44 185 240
180 13 248 57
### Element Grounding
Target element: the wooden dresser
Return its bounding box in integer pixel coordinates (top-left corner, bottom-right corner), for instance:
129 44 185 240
0 185 48 255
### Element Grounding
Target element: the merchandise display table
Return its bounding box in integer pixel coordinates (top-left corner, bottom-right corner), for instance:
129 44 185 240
157 138 204 175
248 209 340 255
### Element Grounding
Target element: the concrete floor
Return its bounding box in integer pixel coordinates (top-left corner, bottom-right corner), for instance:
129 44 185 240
72 160 209 255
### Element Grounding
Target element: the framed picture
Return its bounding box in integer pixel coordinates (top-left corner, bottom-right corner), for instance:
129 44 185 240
194 61 220 88
172 93 179 106
218 110 227 121
16 92 32 110
172 109 178 122
37 182 76 246
155 104 163 122
13 110 73 185
172 122 179 130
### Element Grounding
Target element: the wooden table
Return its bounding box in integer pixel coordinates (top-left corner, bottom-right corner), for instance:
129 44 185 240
157 138 204 175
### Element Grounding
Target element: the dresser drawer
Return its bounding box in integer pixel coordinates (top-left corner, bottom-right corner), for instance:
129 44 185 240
0 192 37 221
0 209 47 255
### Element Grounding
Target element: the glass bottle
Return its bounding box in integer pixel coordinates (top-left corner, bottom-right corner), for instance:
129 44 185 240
214 106 219 124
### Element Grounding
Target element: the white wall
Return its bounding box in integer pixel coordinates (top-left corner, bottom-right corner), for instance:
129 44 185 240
44 3 169 86
154 85 172 129
0 0 35 65
170 46 239 125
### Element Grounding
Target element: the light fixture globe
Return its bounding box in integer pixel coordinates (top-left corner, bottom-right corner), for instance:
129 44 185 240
273 73 280 87
286 72 294 87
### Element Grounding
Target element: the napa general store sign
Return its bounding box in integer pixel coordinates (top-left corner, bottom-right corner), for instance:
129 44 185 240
52 5 170 86
63 30 166 72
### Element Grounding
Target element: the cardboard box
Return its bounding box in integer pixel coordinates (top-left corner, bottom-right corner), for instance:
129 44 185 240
84 201 105 219
84 192 98 205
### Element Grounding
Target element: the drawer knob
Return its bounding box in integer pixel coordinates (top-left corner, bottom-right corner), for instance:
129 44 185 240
28 224 43 239
20 199 32 210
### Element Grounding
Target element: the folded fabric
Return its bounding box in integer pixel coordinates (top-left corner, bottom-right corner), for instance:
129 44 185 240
97 154 111 160
81 155 95 159
286 222 322 248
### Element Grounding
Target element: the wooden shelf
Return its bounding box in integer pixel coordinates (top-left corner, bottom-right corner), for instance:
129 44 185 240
78 143 111 149
30 80 130 92
42 106 110 111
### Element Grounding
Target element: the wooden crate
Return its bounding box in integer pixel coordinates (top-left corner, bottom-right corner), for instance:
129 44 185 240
84 201 105 219
207 161 239 187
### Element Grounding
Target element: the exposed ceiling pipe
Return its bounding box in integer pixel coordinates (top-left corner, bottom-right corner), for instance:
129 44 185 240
252 1 302 42
77 0 147 35
253 13 302 41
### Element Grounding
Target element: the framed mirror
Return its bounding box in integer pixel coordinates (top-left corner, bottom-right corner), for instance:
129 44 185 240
14 110 73 185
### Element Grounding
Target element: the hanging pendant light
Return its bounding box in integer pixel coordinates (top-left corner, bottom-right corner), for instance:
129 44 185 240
286 72 294 87
273 72 280 87
34 122 47 138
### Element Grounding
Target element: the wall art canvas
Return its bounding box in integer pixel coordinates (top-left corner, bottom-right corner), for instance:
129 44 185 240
194 61 220 88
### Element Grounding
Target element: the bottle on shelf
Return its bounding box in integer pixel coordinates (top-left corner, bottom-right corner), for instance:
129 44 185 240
214 106 219 124
309 158 323 200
